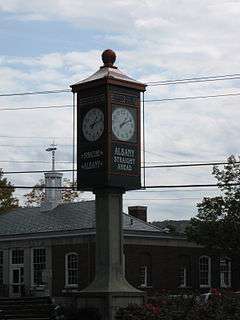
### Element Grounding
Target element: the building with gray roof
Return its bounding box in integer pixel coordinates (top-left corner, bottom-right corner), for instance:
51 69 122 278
0 170 235 303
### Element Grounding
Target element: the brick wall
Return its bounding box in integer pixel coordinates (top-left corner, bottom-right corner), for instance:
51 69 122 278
51 241 240 296
52 242 95 295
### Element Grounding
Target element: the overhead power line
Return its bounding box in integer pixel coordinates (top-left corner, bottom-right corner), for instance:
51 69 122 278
124 197 201 201
144 183 240 189
0 185 73 190
0 89 70 97
2 169 73 175
145 91 240 103
0 160 235 174
0 104 72 112
148 73 240 86
0 91 240 113
11 192 204 202
0 73 240 97
0 135 72 139
0 160 72 164
0 160 234 174
135 188 219 193
0 144 72 148
145 161 240 168
0 182 239 190
0 89 240 114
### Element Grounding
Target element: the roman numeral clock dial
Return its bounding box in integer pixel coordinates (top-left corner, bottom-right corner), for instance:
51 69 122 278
112 107 135 141
82 108 104 142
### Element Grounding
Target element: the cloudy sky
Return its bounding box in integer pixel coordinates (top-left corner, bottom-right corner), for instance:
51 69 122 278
0 0 240 221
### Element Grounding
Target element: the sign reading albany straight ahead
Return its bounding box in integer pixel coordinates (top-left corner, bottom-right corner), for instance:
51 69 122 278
71 50 146 191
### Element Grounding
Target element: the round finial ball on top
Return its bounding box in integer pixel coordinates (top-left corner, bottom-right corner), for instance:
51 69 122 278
102 49 116 67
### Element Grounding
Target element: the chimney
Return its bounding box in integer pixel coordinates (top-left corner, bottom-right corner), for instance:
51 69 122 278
128 206 147 222
41 172 63 212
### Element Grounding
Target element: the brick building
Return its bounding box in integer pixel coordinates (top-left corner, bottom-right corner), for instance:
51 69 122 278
0 172 237 304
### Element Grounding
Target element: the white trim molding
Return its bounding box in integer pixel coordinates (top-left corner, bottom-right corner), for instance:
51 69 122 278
199 255 211 288
139 265 148 288
220 256 231 288
65 252 79 288
31 247 46 287
179 267 187 288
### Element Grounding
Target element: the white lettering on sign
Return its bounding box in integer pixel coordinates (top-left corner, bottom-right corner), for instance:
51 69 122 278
117 163 132 171
80 149 104 170
81 150 103 159
114 147 135 158
113 147 136 172
113 156 135 165
81 160 103 170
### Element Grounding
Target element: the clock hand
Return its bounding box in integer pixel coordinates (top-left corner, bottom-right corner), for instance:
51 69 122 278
90 116 98 129
90 118 102 129
119 117 128 128
120 119 132 128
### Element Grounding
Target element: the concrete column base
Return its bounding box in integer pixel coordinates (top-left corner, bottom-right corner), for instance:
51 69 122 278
77 189 145 319
76 291 145 320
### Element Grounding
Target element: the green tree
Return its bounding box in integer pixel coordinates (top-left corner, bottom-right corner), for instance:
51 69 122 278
0 170 19 212
24 178 82 207
186 155 240 255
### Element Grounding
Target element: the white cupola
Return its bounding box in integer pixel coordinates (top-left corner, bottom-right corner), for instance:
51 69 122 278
41 144 63 212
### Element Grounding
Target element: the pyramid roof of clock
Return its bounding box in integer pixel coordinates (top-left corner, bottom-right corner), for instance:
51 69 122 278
71 65 144 86
70 49 146 90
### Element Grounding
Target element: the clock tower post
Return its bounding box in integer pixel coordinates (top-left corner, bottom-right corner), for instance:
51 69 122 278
71 50 146 320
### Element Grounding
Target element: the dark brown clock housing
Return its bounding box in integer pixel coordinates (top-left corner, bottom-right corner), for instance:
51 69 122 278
71 49 146 191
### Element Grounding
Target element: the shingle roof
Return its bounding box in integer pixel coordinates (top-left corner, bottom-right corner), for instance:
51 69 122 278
0 201 161 236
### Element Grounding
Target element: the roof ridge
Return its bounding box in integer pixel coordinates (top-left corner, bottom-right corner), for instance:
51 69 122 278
123 212 163 231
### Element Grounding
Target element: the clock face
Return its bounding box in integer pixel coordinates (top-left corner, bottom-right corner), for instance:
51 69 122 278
82 108 104 141
112 107 135 141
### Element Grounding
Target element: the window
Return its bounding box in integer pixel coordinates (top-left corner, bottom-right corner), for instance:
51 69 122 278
139 266 148 287
33 248 46 286
65 253 78 287
12 249 24 264
123 253 126 276
199 256 211 287
138 252 152 288
0 251 3 285
220 257 231 288
178 255 191 288
179 267 187 288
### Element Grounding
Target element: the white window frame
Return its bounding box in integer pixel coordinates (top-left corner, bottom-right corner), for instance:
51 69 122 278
9 249 25 296
0 251 3 285
11 249 24 265
199 255 211 288
220 257 231 288
139 265 148 288
0 250 4 286
31 247 46 287
123 253 126 277
65 252 78 288
179 267 187 288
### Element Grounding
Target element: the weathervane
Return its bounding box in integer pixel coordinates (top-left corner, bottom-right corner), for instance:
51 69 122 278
46 142 57 171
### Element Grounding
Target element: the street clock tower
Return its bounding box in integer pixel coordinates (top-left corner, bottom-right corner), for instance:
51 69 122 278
71 49 146 191
70 50 147 320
